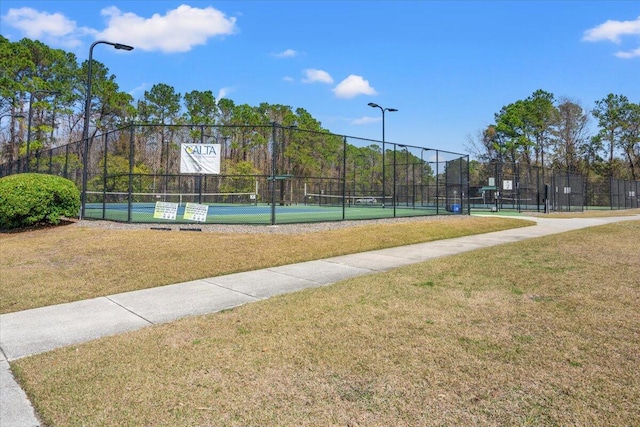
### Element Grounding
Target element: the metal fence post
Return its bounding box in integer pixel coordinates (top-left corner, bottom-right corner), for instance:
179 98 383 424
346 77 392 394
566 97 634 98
128 124 135 223
342 136 347 220
466 155 471 214
393 144 397 217
270 122 277 225
102 132 108 219
63 144 69 178
436 151 440 214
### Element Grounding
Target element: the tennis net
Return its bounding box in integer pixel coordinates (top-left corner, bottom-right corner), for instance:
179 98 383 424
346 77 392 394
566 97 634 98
304 193 392 207
86 191 259 207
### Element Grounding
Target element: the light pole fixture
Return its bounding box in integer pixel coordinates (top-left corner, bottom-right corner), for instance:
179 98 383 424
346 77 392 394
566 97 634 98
25 90 58 172
367 102 397 208
81 40 134 219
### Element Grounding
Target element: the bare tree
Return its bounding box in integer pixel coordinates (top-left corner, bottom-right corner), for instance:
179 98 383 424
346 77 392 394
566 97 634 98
551 98 590 172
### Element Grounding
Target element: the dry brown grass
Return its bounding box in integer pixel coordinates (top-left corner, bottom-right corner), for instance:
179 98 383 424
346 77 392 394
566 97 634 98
0 216 529 314
531 207 640 218
11 220 640 426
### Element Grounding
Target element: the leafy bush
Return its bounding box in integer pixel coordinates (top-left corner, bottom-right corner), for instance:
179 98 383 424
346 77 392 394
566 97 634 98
0 173 80 230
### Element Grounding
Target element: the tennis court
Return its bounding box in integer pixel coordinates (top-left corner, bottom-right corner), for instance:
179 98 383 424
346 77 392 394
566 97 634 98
86 190 455 225
6 123 470 225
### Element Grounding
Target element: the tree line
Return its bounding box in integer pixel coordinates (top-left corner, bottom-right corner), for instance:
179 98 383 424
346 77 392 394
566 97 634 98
1 37 638 186
0 36 438 196
0 37 333 169
467 89 640 181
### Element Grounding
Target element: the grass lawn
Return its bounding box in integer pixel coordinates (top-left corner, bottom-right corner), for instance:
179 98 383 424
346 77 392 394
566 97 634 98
8 217 640 426
0 216 531 314
531 208 640 219
475 207 640 219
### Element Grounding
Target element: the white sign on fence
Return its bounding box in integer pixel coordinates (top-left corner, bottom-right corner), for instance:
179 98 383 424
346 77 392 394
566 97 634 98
183 203 209 222
180 143 221 174
153 202 178 220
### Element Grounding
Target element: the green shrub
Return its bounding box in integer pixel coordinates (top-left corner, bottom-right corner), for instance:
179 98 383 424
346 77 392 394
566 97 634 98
0 173 80 230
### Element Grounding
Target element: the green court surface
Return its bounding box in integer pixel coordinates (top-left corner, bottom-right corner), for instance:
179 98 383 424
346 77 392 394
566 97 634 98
85 202 460 225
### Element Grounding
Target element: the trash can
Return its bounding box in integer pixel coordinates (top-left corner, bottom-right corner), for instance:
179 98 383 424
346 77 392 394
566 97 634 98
451 204 461 214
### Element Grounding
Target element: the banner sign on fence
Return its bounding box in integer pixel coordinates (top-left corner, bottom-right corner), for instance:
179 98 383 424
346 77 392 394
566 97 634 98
184 203 209 222
180 143 221 174
153 202 178 220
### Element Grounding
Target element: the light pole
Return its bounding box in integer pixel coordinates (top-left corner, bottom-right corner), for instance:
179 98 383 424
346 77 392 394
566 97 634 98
368 102 397 208
26 90 58 172
81 40 134 219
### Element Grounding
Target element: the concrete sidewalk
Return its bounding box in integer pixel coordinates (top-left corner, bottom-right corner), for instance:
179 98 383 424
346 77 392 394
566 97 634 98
1 214 638 426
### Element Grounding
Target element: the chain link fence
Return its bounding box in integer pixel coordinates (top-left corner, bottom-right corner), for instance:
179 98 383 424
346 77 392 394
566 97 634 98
1 123 470 224
470 161 586 212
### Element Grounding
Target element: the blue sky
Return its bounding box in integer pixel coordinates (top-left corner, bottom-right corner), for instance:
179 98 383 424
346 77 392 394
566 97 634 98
1 1 639 156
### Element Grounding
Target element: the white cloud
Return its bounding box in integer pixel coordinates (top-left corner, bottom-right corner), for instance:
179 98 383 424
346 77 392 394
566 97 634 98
129 82 151 97
615 46 640 59
217 87 235 100
351 116 380 125
332 75 377 99
1 7 94 48
274 49 297 58
282 76 295 82
1 5 237 53
97 5 237 53
582 16 640 43
4 7 74 38
302 69 334 84
583 16 640 59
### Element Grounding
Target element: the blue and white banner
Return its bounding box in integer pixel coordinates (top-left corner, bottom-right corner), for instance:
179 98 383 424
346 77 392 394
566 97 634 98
180 143 221 174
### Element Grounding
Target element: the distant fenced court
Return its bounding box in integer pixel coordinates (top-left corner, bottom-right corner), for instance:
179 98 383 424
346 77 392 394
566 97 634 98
469 161 640 213
3 123 470 224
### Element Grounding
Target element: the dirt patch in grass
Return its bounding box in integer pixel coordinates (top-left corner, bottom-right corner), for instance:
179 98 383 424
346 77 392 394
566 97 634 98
11 220 640 426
